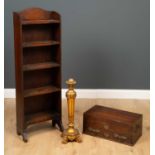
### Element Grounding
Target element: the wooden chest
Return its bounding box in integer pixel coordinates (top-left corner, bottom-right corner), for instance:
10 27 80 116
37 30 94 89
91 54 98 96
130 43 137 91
83 105 142 146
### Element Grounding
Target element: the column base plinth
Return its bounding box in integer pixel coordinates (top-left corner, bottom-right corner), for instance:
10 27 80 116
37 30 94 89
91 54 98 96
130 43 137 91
61 127 82 144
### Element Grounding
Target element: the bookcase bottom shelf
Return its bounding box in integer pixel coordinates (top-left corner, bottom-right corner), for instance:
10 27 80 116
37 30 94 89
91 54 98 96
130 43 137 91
21 110 64 142
25 111 59 125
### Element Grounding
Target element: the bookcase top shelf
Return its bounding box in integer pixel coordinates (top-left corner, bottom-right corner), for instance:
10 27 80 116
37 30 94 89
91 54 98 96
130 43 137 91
23 40 60 48
22 19 60 25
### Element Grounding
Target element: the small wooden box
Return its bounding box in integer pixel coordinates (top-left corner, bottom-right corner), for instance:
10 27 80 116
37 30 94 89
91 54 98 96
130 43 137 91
83 105 142 146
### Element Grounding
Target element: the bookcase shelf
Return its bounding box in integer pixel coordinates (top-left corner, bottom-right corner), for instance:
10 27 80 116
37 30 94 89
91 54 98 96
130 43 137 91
26 111 53 125
26 111 60 125
23 40 60 48
22 19 60 25
13 8 63 142
23 62 60 71
24 85 60 98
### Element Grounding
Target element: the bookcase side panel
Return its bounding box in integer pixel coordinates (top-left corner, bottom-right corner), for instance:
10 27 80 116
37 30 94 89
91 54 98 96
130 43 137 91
13 12 24 134
52 12 62 117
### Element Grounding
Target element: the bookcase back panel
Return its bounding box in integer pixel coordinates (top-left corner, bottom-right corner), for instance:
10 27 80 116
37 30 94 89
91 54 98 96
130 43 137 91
23 46 60 64
24 93 60 114
23 68 60 89
22 25 55 42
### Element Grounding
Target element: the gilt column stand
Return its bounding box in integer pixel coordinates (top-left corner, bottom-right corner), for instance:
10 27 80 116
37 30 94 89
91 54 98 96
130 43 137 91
61 78 82 144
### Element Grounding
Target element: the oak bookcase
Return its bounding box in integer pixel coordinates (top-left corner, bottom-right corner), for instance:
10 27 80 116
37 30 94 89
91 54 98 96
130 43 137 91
13 8 63 142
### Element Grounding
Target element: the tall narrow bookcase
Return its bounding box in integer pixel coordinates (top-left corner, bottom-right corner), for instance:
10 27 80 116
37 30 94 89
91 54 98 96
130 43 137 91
13 8 63 142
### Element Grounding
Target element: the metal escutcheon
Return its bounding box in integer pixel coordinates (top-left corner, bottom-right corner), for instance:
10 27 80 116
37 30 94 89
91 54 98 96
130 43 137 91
102 122 109 130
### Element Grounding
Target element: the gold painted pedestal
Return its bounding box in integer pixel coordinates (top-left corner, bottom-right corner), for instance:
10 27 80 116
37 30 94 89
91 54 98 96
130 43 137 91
61 78 82 144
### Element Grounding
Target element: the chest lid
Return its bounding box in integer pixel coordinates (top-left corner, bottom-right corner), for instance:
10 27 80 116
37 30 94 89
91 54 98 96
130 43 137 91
84 105 142 125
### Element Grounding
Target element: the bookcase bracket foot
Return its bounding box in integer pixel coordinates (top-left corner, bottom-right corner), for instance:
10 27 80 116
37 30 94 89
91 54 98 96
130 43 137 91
56 120 64 132
22 132 28 143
